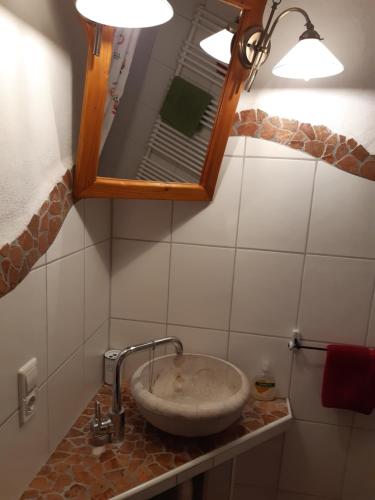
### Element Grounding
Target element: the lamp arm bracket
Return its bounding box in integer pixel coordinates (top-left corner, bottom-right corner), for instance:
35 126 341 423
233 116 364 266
93 23 103 57
265 7 318 44
239 5 315 76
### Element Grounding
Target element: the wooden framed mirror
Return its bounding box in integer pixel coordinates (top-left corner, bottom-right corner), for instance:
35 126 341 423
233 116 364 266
74 0 267 201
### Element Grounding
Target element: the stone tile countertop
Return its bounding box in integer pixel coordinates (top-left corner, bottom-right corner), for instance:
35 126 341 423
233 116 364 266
21 385 291 500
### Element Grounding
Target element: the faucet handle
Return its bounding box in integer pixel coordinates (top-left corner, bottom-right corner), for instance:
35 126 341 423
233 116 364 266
94 400 102 423
91 400 113 443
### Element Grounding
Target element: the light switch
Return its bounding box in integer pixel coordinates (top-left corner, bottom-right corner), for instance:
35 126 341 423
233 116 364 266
18 358 38 425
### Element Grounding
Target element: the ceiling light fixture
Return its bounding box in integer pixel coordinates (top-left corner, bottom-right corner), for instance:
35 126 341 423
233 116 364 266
75 0 174 57
200 0 344 91
75 0 174 29
199 23 237 65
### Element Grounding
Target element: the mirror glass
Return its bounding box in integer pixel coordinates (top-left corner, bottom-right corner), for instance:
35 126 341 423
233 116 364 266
98 0 237 183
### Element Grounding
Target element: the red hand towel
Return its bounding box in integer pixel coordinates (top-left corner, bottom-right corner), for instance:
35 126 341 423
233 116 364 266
321 344 375 415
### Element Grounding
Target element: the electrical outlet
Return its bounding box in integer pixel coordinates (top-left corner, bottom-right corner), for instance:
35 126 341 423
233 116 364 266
18 358 38 425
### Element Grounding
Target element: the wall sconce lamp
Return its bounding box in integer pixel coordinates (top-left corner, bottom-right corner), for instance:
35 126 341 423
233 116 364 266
75 0 174 55
200 0 344 91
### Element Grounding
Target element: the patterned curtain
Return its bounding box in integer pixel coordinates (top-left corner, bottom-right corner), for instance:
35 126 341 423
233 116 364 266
100 27 140 151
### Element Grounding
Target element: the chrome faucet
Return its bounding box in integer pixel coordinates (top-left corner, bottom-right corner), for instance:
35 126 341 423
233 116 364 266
91 336 183 443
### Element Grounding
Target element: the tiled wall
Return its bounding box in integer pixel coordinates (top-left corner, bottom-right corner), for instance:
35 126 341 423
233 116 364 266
1 136 373 500
0 199 111 499
110 137 375 500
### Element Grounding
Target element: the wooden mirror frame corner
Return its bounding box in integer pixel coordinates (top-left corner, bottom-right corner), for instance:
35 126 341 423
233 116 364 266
74 0 267 201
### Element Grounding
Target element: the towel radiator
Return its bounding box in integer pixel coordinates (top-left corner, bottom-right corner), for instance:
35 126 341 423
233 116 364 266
137 6 228 183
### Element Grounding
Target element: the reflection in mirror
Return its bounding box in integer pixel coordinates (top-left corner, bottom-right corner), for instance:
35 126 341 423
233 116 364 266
99 1 237 184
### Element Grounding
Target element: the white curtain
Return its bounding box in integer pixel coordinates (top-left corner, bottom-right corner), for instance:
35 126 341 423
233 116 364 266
100 28 140 151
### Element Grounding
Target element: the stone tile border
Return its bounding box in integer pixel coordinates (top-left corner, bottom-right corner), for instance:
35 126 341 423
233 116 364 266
22 384 289 499
0 170 73 299
1 109 374 299
231 108 375 181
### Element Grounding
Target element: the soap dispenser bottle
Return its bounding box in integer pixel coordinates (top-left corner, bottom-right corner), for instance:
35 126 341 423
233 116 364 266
251 361 276 401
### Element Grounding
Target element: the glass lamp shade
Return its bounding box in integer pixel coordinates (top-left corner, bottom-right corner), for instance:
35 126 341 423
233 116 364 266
200 29 233 65
75 0 174 28
272 38 344 81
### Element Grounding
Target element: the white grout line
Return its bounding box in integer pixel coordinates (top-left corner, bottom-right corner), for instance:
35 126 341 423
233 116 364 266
225 155 245 361
294 161 319 329
244 154 316 161
339 424 354 499
110 237 375 262
108 199 114 349
287 161 319 399
85 317 110 343
278 490 336 499
111 410 292 500
307 252 375 262
46 339 86 381
109 316 311 343
83 206 87 356
0 403 21 429
164 203 174 330
44 245 52 453
0 381 49 430
228 458 237 500
45 246 86 267
275 432 287 495
291 415 354 429
364 274 375 347
108 318 372 350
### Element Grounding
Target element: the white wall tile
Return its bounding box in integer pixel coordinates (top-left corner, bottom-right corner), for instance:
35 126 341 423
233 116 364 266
47 201 85 262
228 333 293 398
277 493 331 500
353 412 375 431
0 268 47 424
111 240 170 322
133 477 177 500
225 137 246 157
110 319 167 380
290 347 353 426
168 244 235 330
298 255 374 344
177 458 214 485
47 252 85 374
113 199 172 242
48 348 85 451
203 461 233 500
231 250 304 337
246 137 314 160
85 241 111 339
235 435 284 488
233 484 277 500
172 157 242 247
85 198 111 247
166 325 228 359
237 158 315 252
342 429 375 500
84 321 108 399
308 162 375 259
367 295 375 347
151 13 191 69
0 386 49 500
32 253 46 269
279 420 350 498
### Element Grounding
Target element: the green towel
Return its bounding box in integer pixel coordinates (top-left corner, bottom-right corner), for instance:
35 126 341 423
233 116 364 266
160 76 213 138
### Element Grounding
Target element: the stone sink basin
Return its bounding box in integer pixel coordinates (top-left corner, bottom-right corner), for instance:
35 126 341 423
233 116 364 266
130 354 250 437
